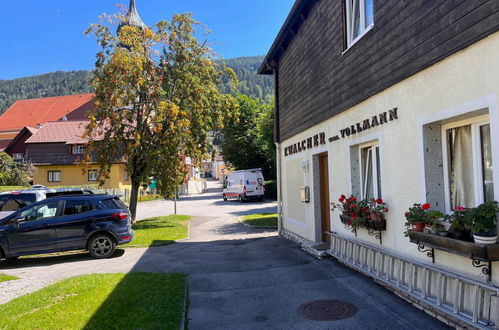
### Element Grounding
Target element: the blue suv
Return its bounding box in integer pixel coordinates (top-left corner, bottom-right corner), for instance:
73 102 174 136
0 195 133 260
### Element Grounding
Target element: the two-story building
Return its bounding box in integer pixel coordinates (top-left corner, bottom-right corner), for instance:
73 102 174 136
25 120 131 190
261 0 499 328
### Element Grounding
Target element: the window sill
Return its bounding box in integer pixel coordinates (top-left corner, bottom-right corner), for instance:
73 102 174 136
342 24 374 55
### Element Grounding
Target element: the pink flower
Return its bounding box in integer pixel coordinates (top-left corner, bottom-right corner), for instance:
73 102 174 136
455 206 465 211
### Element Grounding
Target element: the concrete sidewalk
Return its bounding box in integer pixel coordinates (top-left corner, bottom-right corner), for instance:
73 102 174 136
130 217 450 330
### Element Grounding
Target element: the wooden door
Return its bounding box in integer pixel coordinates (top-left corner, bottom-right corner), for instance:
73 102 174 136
319 154 331 242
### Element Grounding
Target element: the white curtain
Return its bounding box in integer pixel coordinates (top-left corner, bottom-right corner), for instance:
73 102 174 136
450 125 474 208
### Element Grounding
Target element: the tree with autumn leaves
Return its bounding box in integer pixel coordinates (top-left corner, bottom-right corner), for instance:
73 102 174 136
85 12 238 221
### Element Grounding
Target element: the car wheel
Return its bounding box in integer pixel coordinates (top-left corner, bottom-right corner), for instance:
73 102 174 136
240 193 247 203
88 234 116 259
258 197 264 202
223 194 227 201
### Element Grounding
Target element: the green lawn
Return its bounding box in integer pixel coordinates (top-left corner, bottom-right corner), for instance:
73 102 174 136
0 273 19 283
124 215 190 248
0 273 186 330
242 213 278 228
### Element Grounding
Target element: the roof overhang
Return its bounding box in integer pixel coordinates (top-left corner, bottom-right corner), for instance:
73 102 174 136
258 0 320 75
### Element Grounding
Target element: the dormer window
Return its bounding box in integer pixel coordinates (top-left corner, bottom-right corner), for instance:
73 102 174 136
72 145 85 155
345 0 374 48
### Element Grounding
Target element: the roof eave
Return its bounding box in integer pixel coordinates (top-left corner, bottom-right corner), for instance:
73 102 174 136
258 0 320 75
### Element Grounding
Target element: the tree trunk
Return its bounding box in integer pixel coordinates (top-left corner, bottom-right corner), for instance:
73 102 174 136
129 180 140 224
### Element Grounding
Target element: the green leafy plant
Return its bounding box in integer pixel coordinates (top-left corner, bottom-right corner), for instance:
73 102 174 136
446 206 471 232
404 203 431 225
468 201 499 234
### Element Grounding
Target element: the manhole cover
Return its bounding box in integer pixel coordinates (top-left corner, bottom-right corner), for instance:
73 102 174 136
297 299 357 321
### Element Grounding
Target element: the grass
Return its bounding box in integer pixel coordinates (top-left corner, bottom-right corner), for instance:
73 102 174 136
242 213 278 228
0 273 186 330
138 194 163 203
124 215 190 248
0 273 19 283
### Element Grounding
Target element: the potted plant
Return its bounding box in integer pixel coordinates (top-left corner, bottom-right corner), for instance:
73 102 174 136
331 195 368 230
424 210 445 235
367 198 388 230
404 203 431 232
446 206 473 241
468 201 499 245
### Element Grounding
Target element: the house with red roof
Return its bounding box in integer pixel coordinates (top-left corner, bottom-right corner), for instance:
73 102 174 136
0 93 94 151
25 120 131 190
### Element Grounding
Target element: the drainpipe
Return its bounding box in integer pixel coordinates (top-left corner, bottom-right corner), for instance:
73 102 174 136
272 62 283 236
276 142 283 236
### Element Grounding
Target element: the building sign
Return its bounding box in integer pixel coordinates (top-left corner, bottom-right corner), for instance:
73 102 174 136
284 108 399 156
329 108 399 142
284 132 326 156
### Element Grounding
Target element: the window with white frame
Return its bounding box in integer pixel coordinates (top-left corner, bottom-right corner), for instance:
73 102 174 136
88 170 98 182
48 171 61 182
345 0 374 48
359 142 381 199
12 153 23 161
442 115 494 211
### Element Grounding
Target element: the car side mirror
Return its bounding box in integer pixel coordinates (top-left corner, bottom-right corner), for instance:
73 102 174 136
12 216 25 224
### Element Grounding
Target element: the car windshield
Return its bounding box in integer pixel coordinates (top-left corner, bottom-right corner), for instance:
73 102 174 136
0 194 37 211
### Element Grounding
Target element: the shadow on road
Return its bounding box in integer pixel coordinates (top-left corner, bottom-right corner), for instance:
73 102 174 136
0 249 126 270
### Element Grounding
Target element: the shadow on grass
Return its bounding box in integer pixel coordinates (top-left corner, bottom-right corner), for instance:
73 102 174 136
82 270 186 330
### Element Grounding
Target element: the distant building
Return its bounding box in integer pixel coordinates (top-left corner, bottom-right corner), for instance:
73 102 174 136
0 93 94 150
25 120 130 189
4 126 39 162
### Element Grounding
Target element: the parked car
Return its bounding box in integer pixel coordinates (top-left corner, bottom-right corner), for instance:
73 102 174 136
223 168 265 202
0 187 94 219
0 195 133 260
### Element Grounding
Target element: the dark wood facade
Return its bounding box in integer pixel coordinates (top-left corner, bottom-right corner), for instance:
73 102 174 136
26 143 85 165
261 0 499 141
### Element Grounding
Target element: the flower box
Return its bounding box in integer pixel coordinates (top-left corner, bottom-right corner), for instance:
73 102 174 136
408 231 499 261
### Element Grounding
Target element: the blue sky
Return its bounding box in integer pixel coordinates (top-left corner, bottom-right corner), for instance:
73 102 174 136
0 0 294 80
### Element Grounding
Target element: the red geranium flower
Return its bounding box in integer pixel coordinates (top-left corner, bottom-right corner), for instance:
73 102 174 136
404 212 409 217
422 203 430 210
351 197 357 202
384 208 389 213
455 205 465 211
339 195 346 202
361 207 367 213
346 220 351 225
376 198 383 204
350 204 357 209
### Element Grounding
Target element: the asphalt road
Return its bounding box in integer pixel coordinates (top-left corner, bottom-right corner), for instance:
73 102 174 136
0 180 449 329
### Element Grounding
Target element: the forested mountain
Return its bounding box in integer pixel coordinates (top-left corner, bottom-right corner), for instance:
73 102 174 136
218 56 274 101
0 71 93 114
0 56 274 114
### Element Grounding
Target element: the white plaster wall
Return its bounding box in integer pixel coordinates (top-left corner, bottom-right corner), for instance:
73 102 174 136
279 32 499 282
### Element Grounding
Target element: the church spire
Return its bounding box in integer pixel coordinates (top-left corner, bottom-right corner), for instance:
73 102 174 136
117 0 146 35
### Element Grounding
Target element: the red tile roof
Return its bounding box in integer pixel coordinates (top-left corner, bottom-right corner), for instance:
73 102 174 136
25 120 90 144
0 93 95 131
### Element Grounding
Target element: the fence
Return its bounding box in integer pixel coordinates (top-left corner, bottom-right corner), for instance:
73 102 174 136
328 231 499 329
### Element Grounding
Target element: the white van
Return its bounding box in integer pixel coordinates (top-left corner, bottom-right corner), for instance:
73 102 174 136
223 168 265 202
